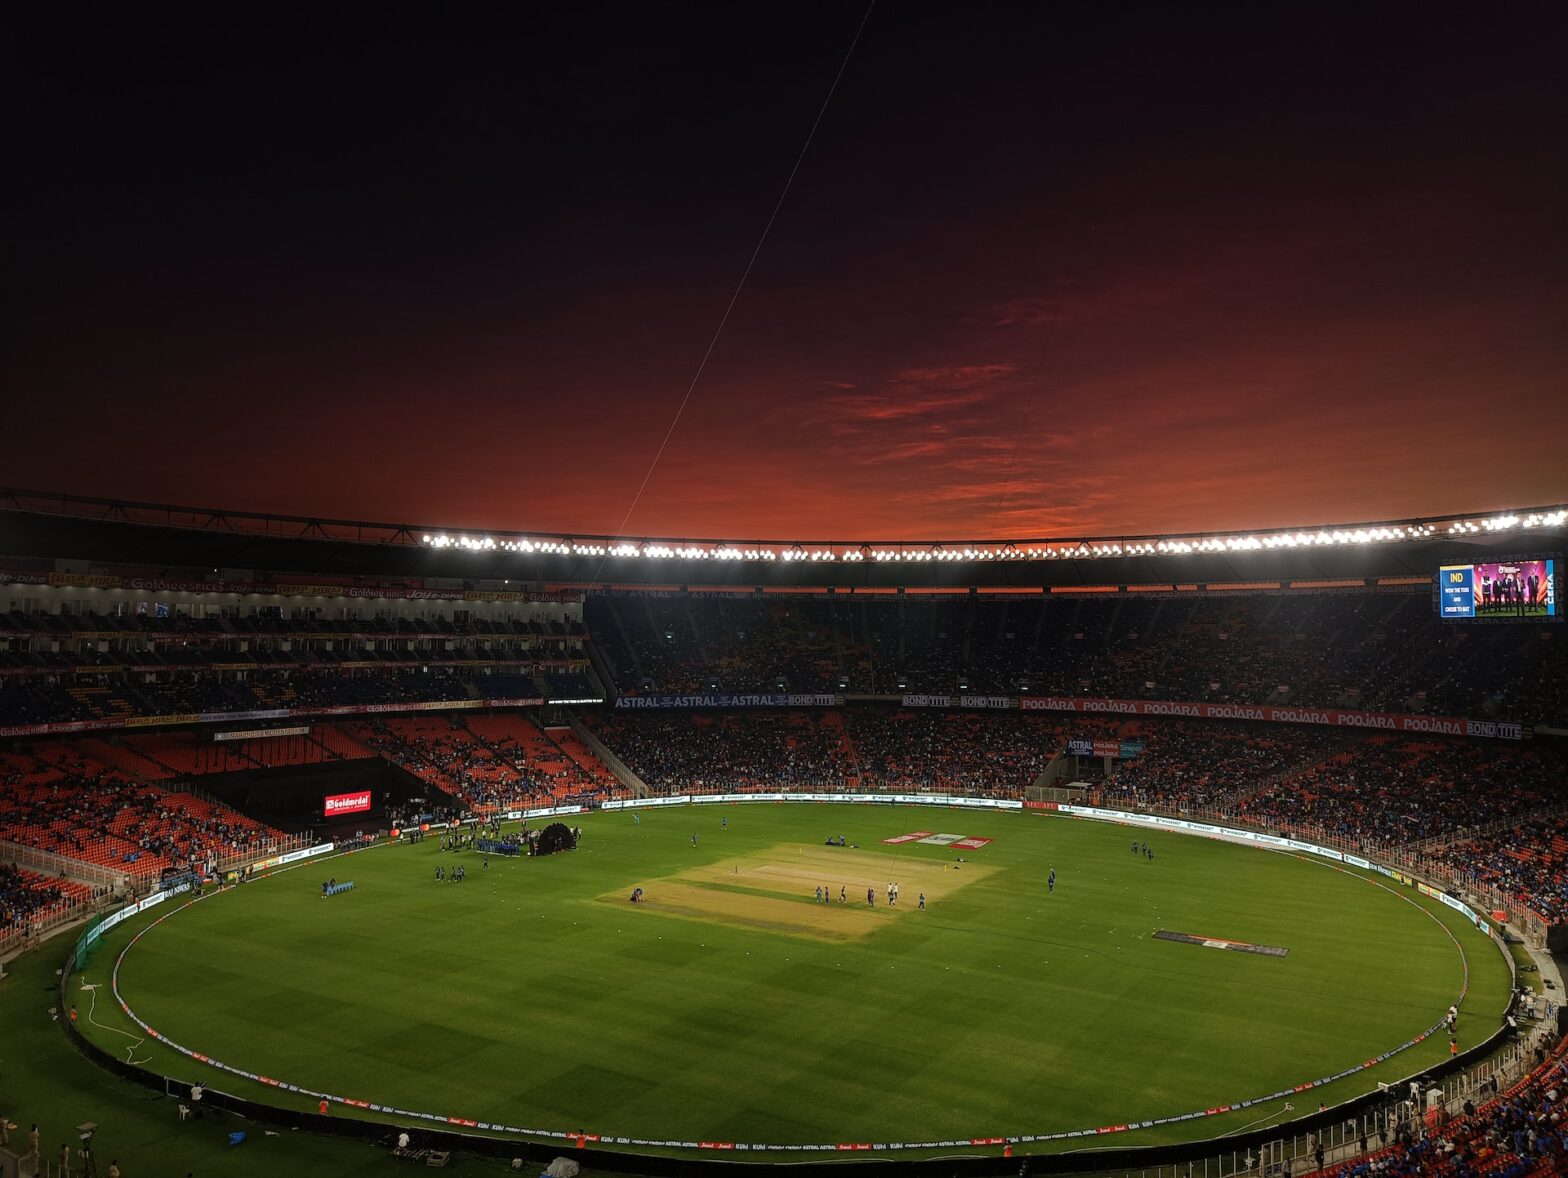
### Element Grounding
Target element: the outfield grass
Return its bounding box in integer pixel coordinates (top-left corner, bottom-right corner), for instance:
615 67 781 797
74 804 1511 1160
0 913 515 1178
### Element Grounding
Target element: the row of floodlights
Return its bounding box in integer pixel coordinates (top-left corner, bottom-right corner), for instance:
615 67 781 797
419 510 1564 563
1449 511 1567 535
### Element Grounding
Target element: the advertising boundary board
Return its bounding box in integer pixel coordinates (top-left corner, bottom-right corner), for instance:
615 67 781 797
599 792 1023 811
247 842 336 874
69 795 1517 1173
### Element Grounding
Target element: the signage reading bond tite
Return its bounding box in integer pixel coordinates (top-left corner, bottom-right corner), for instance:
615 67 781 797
324 790 372 817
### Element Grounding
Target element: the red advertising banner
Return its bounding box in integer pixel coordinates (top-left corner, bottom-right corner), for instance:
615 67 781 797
1019 696 1523 740
323 790 372 817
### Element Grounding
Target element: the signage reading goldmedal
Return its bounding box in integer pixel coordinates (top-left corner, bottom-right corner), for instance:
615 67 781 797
324 790 372 817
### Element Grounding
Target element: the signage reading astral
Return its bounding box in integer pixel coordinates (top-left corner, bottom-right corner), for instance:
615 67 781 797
615 693 839 709
1067 738 1145 758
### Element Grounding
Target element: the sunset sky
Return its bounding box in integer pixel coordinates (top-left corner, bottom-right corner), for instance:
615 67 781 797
7 4 1566 541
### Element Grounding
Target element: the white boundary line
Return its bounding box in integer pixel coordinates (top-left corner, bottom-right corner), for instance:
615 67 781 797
95 803 1488 1155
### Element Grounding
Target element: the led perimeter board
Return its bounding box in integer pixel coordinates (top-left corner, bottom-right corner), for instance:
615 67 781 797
1437 557 1557 621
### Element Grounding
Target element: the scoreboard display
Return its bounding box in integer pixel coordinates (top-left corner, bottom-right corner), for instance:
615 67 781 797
1437 557 1557 621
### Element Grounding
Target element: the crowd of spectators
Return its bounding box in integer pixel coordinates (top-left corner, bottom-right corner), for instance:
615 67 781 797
0 862 91 934
590 711 850 793
537 671 601 700
344 717 543 812
1328 1038 1568 1177
585 712 1568 844
6 588 1562 730
589 596 838 695
344 714 623 812
0 639 547 675
1236 739 1562 849
585 709 1568 927
0 666 588 728
590 709 1126 796
4 682 1567 928
844 710 1115 795
1420 816 1568 925
0 607 585 640
0 744 286 879
1100 722 1350 813
587 590 1568 725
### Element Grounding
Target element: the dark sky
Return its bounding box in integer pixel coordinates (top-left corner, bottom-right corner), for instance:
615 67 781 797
6 4 1566 541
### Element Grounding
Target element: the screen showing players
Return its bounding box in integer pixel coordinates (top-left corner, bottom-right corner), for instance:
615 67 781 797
1437 558 1556 620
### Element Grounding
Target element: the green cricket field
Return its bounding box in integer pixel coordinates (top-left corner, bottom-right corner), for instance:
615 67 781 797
74 803 1511 1158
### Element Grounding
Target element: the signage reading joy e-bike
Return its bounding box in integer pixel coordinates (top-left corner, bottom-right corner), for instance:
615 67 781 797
324 789 372 817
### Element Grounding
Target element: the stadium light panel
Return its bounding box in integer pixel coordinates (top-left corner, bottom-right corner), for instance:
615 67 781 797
409 505 1564 566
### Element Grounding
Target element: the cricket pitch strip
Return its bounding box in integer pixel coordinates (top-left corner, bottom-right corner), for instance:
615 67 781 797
600 845 993 940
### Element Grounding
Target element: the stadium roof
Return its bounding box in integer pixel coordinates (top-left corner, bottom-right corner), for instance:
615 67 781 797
1 487 1564 591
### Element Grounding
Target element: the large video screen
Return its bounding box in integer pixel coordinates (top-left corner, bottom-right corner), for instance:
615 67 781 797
1437 558 1557 621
